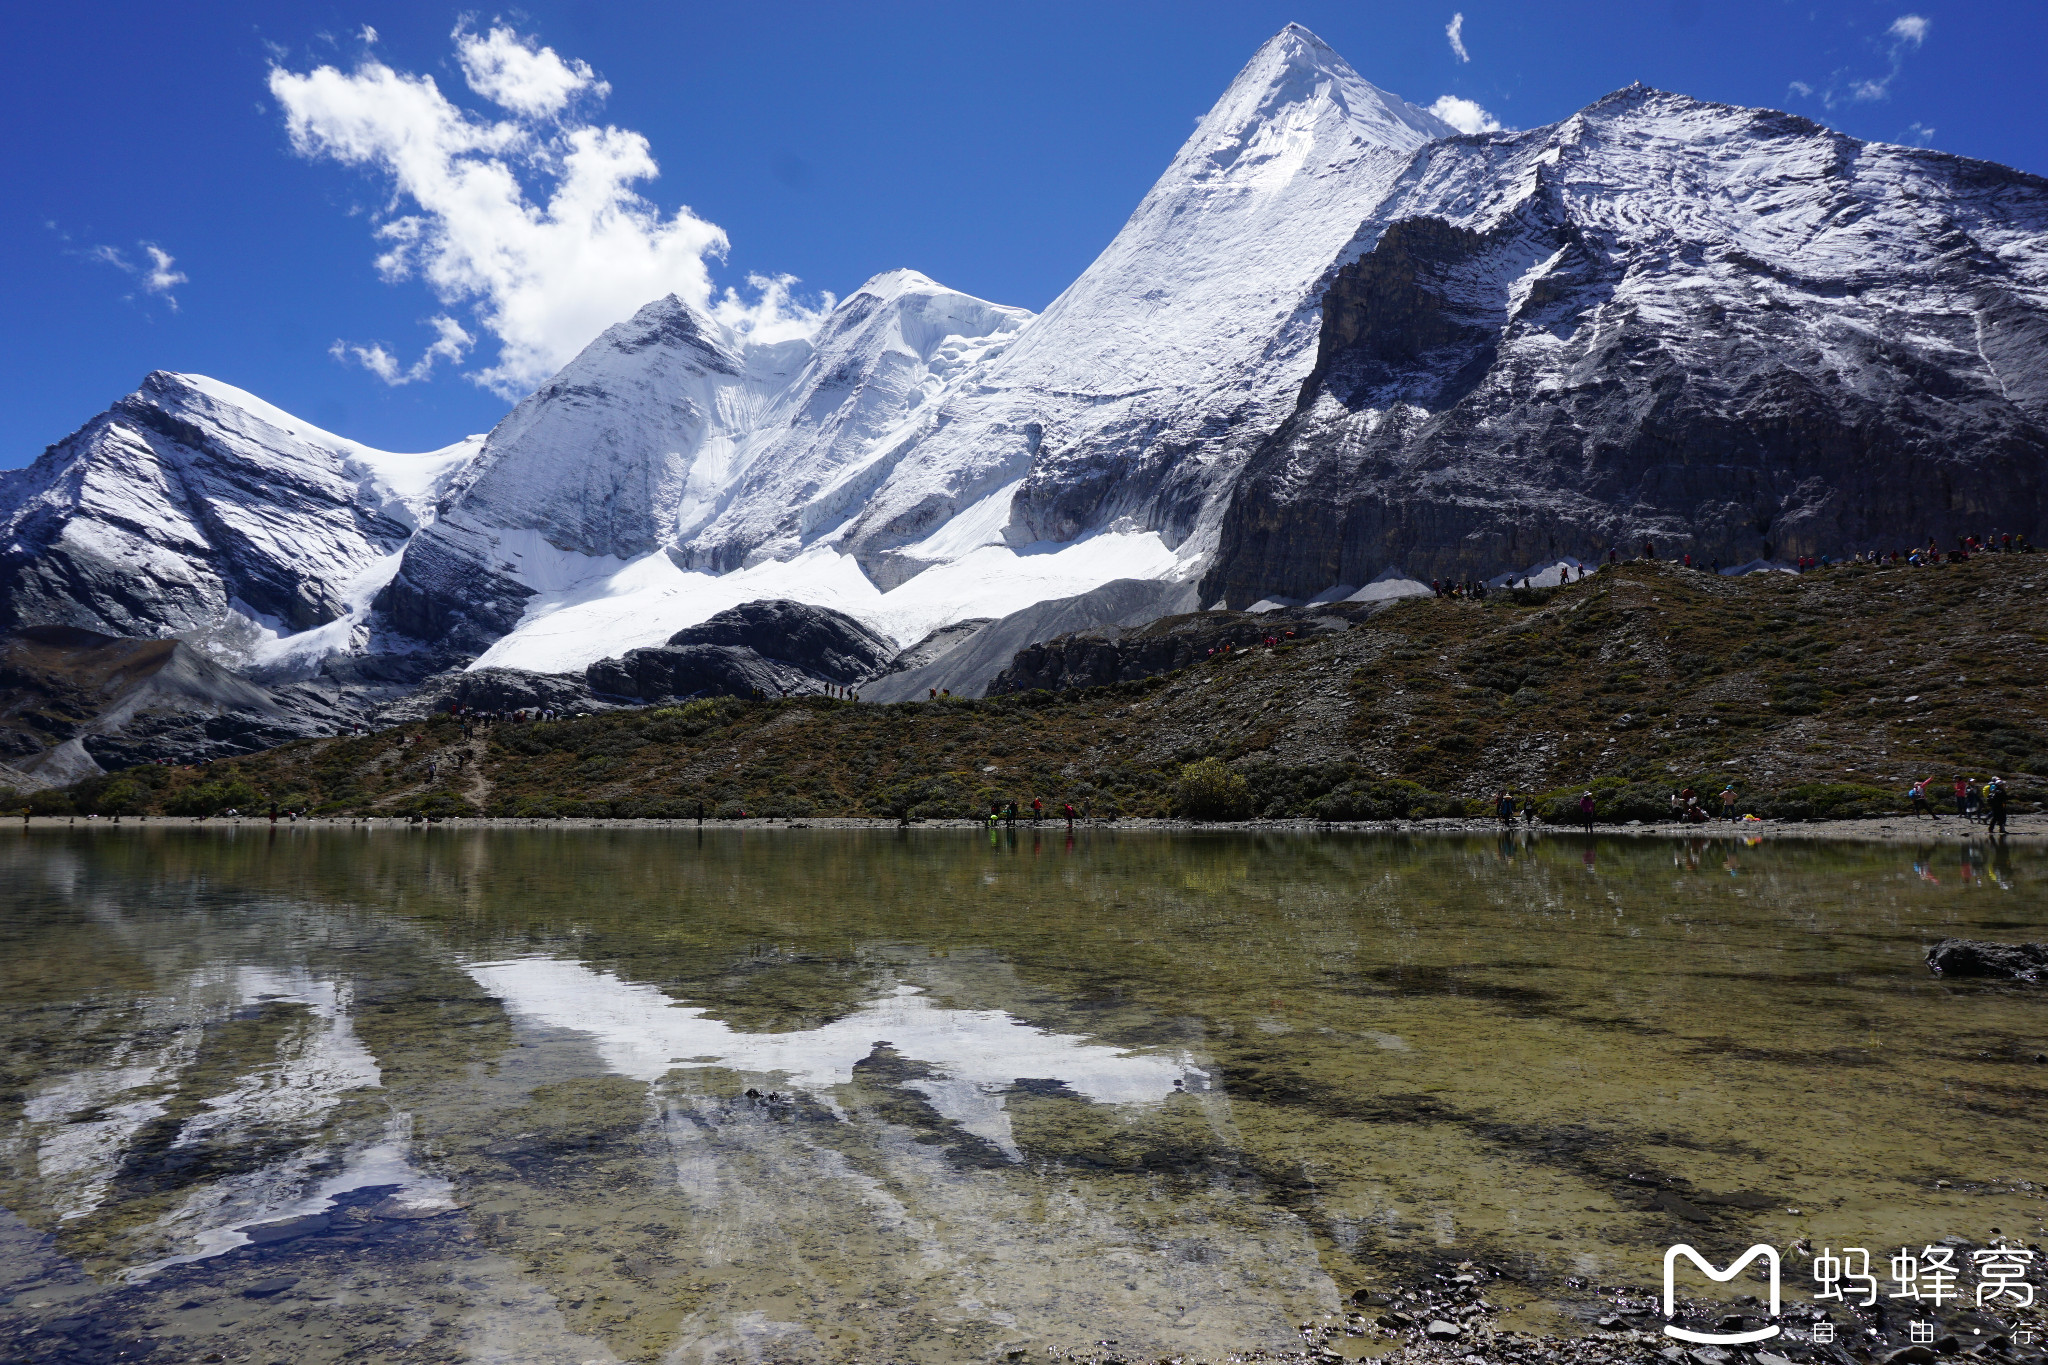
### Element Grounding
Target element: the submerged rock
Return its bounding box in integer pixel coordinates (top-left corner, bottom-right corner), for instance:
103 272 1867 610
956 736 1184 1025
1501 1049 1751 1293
1926 939 2048 981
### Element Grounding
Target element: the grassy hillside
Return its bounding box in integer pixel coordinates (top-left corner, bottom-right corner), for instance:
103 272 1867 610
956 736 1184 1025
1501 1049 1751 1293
14 557 2048 824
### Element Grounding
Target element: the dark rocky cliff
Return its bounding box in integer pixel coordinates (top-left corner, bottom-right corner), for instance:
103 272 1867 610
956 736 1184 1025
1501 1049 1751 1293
1203 89 2048 606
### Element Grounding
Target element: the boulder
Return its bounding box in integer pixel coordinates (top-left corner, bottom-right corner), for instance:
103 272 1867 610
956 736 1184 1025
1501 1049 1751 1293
664 600 893 686
587 643 801 702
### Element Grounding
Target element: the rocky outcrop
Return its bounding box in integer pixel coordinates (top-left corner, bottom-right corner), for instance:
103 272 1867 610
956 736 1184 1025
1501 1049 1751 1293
1203 88 2048 606
587 644 801 702
661 600 895 684
0 625 336 778
373 667 613 722
870 619 994 680
861 578 1202 702
986 603 1371 695
1926 939 2048 981
583 600 896 702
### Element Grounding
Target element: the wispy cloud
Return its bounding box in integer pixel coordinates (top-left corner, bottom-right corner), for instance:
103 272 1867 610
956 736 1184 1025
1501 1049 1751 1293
1446 12 1470 63
1888 14 1930 45
82 241 188 310
1906 121 1937 145
270 23 826 397
1789 12 1930 109
1428 95 1503 135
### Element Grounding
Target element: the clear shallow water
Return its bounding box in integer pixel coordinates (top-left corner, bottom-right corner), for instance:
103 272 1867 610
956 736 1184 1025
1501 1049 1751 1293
0 827 2043 1363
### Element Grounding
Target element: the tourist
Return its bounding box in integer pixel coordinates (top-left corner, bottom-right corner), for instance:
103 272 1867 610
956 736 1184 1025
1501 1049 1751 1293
1909 778 1936 819
1986 776 2009 835
1953 774 1974 821
1578 790 1595 834
1496 790 1514 827
1720 784 1737 820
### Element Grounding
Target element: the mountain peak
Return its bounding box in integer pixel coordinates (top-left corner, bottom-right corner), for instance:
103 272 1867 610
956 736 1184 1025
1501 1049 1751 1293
1183 24 1453 179
852 268 948 302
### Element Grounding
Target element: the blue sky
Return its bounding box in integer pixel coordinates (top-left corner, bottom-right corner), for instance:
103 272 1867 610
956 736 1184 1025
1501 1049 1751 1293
6 1 2042 466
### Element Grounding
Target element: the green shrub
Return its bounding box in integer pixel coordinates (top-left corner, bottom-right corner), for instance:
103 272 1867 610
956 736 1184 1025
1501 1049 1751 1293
1755 783 1899 821
1175 758 1251 820
91 779 150 816
1308 779 1460 822
165 779 261 817
27 789 74 817
877 775 971 822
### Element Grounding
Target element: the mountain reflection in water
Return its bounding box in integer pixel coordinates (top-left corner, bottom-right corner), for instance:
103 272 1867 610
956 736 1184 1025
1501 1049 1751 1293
0 827 2041 1365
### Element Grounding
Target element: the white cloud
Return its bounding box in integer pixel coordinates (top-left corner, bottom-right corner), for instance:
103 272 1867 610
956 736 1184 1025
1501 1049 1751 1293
270 25 825 398
455 23 607 118
1787 80 1814 98
1428 95 1503 135
1446 12 1470 62
711 273 834 347
84 241 187 309
1907 121 1937 145
330 314 473 385
140 246 187 299
1888 14 1929 45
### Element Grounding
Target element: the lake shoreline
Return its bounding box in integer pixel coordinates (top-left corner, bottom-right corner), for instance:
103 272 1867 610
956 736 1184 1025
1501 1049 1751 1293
20 811 2045 844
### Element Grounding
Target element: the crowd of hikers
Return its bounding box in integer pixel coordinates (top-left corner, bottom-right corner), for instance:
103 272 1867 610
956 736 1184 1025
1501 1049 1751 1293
1907 774 2012 834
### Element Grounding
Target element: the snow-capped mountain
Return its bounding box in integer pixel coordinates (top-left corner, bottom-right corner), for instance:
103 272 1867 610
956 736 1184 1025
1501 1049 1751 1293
0 372 477 674
1201 86 2048 605
5 23 2047 709
679 268 1032 572
377 271 1047 672
373 23 1451 674
825 23 1453 588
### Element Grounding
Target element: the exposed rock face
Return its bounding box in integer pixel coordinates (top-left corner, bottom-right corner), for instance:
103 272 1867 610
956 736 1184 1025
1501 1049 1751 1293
373 667 613 723
0 372 476 670
1203 88 2048 605
584 600 896 701
860 578 1201 702
870 619 995 680
986 604 1371 695
588 644 799 702
1926 938 2048 981
661 600 895 684
0 625 335 779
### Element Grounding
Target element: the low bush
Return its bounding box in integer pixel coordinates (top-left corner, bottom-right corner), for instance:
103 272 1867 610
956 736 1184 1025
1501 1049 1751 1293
1175 758 1251 820
1308 779 1461 822
165 779 261 817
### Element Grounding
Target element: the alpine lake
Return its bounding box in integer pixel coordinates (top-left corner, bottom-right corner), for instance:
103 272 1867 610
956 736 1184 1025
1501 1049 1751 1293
0 824 2042 1364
